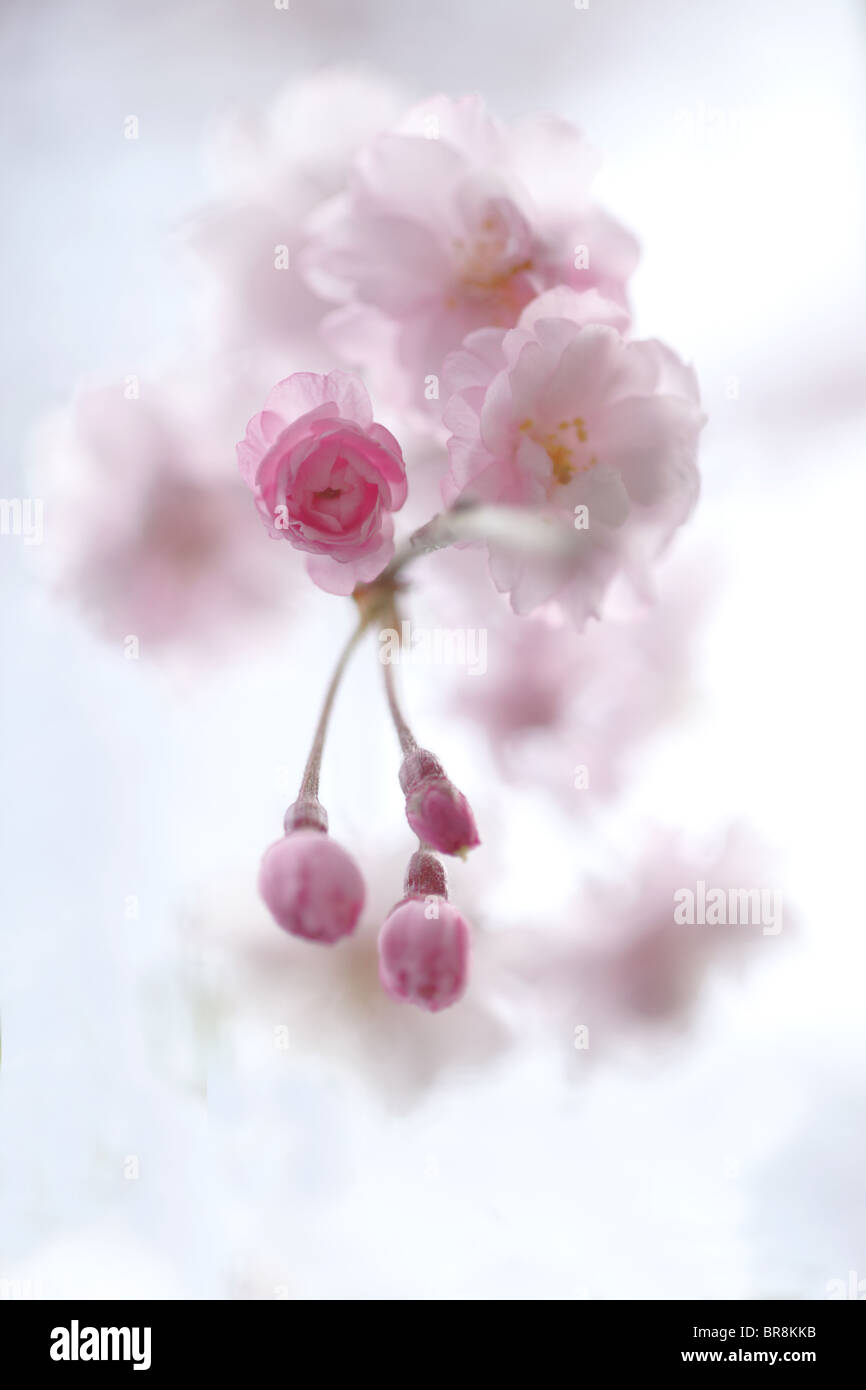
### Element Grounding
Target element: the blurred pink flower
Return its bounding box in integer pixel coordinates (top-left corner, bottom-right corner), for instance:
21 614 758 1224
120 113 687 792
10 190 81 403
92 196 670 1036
302 94 639 408
442 287 704 623
34 373 296 653
449 551 709 805
518 827 786 1045
237 370 407 594
184 68 405 359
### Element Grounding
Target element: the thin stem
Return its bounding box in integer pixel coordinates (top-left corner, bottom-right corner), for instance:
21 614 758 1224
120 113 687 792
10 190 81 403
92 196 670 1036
298 617 368 801
381 654 417 757
376 591 418 757
379 511 463 582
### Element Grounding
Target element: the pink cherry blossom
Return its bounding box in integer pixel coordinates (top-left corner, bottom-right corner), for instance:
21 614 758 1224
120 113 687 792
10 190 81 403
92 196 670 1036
442 287 704 624
237 370 408 595
259 830 365 944
378 896 470 1012
442 549 709 805
513 826 782 1044
301 95 639 408
185 67 405 359
32 373 295 654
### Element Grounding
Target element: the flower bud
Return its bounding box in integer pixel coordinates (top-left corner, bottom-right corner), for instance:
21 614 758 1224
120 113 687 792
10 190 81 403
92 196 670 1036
404 775 480 858
259 829 364 944
378 895 470 1012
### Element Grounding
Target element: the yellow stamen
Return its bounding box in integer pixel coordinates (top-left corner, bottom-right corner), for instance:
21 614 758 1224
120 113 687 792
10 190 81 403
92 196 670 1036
544 436 575 486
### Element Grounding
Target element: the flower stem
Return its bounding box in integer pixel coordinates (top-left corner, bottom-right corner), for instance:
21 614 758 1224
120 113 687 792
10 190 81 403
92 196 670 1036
379 510 466 580
378 594 418 757
382 656 417 757
298 617 369 801
378 500 581 584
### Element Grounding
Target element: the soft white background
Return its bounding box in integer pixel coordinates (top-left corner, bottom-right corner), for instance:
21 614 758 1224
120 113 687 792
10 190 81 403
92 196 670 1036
1 0 865 1299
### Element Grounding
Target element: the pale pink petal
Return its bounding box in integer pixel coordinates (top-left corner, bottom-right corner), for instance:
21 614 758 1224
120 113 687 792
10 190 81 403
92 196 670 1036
398 93 506 165
599 394 703 508
518 286 630 335
508 114 599 220
264 370 374 429
304 519 395 594
443 328 508 396
353 132 467 230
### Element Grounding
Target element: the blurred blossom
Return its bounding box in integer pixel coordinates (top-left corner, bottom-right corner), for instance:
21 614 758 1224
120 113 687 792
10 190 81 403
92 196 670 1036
450 551 710 805
518 826 787 1046
33 370 299 654
302 94 639 409
185 67 406 359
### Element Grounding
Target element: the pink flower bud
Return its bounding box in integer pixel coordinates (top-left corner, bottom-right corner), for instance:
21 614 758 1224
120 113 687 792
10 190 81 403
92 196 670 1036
404 776 481 858
378 896 470 1012
259 829 365 944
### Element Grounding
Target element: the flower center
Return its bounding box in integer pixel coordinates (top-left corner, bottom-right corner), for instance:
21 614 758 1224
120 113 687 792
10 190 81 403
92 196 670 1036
519 417 598 487
447 216 533 316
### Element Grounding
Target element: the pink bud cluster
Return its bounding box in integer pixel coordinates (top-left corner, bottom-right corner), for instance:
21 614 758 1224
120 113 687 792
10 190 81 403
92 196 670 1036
258 760 478 1012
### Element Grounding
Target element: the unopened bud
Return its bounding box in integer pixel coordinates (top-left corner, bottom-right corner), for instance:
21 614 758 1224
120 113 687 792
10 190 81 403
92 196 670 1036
378 895 470 1012
404 775 480 858
259 829 364 944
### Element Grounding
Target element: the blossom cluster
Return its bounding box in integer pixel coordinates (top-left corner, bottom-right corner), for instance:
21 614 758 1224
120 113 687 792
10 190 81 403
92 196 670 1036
230 91 703 1007
37 72 722 1024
